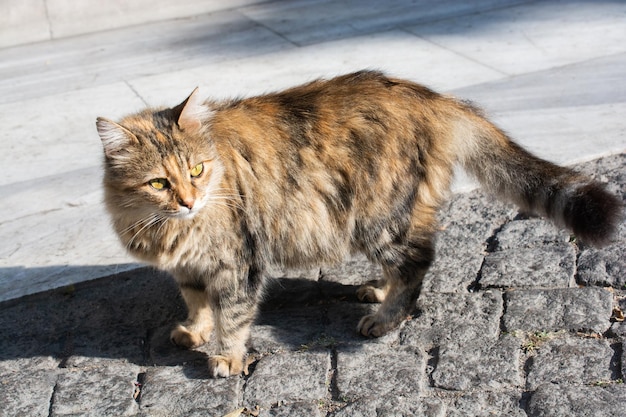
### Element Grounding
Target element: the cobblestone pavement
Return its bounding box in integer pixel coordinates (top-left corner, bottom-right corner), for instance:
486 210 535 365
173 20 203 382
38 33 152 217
1 154 624 417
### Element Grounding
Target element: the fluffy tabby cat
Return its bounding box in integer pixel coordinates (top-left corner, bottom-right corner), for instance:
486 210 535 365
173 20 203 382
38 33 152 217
97 70 621 377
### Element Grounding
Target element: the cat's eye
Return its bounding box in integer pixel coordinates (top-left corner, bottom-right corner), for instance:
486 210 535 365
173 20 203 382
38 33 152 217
149 178 169 190
190 163 204 178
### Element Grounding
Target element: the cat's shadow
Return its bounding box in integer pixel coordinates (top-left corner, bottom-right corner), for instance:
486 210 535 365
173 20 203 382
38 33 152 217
0 265 372 380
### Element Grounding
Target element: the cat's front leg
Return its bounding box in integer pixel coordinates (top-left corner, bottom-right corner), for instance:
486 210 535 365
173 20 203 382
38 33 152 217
171 284 214 348
208 265 264 378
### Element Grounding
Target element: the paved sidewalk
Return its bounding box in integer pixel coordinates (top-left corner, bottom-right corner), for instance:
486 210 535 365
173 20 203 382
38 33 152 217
1 154 624 416
0 0 625 416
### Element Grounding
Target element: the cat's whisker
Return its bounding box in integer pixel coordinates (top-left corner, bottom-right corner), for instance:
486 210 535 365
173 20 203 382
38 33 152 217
207 196 245 211
208 188 245 211
125 213 166 249
119 214 156 236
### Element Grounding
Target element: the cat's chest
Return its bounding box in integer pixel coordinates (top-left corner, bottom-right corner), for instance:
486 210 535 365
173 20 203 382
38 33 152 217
120 214 239 270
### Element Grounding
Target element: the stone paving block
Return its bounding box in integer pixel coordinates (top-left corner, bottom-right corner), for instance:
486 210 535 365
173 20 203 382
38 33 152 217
258 401 323 417
63 327 147 368
525 335 616 390
432 335 522 391
577 243 626 289
400 291 503 349
0 369 58 417
0 331 61 375
527 383 626 417
423 245 484 293
492 219 571 250
50 364 140 416
252 306 327 354
243 350 330 408
139 365 240 416
423 191 515 293
480 244 575 289
503 287 613 333
321 254 383 287
330 395 445 417
442 390 526 417
322 302 381 344
437 191 515 239
336 344 425 398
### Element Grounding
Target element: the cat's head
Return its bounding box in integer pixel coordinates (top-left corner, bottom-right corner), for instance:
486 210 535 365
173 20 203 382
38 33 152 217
96 89 222 221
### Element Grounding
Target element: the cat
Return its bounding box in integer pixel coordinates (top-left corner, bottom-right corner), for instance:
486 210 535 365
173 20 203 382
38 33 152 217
96 70 621 377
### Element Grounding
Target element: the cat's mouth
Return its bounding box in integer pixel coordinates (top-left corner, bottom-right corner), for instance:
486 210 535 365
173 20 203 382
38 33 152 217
170 208 197 220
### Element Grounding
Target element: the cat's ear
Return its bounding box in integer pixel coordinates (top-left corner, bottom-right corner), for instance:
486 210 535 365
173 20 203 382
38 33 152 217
173 87 207 133
96 117 137 159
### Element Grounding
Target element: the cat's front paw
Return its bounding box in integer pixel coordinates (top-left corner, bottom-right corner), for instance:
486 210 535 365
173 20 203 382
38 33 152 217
357 313 395 338
170 324 210 349
209 354 244 378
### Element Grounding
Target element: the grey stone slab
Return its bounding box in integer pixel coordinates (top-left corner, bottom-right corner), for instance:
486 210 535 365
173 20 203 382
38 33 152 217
330 395 445 417
322 302 386 345
480 244 575 289
493 219 571 251
400 291 503 349
575 153 625 289
336 344 425 398
243 351 330 408
503 287 613 333
527 383 626 417
575 153 626 196
578 244 626 289
50 364 140 417
442 390 526 417
0 369 58 417
63 328 148 369
424 191 515 293
525 335 617 390
259 402 323 417
252 306 326 354
0 267 184 367
139 366 241 416
432 335 522 391
321 254 383 287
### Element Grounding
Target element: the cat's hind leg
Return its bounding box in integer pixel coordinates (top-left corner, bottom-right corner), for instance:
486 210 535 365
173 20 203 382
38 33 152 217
356 277 389 303
357 235 434 337
171 284 214 349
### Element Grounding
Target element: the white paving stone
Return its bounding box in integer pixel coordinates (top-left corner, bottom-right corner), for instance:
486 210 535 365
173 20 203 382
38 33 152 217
128 30 504 106
0 0 624 302
406 0 626 75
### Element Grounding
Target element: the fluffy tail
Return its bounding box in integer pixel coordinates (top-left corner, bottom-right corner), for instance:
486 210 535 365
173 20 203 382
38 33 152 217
457 105 622 247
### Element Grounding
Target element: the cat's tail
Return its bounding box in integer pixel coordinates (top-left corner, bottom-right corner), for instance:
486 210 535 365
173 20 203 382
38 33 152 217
456 103 622 247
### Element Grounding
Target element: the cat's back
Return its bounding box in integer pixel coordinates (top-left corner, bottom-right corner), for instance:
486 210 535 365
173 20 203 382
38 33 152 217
207 70 453 163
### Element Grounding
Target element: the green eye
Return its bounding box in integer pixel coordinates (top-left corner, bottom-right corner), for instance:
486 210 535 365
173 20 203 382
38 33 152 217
149 178 169 190
190 163 204 178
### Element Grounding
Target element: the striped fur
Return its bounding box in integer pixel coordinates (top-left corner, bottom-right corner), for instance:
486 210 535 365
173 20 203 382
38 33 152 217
97 70 622 377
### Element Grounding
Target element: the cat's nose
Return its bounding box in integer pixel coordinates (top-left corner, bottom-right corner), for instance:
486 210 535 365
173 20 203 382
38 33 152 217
179 197 195 210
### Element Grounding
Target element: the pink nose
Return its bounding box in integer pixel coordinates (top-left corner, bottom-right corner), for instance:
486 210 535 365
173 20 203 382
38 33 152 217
179 198 194 210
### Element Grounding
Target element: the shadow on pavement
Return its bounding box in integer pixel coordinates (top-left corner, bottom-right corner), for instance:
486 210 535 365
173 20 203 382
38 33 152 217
0 265 368 380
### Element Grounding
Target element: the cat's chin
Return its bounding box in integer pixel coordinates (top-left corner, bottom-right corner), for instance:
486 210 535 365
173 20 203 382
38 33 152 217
170 210 197 220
